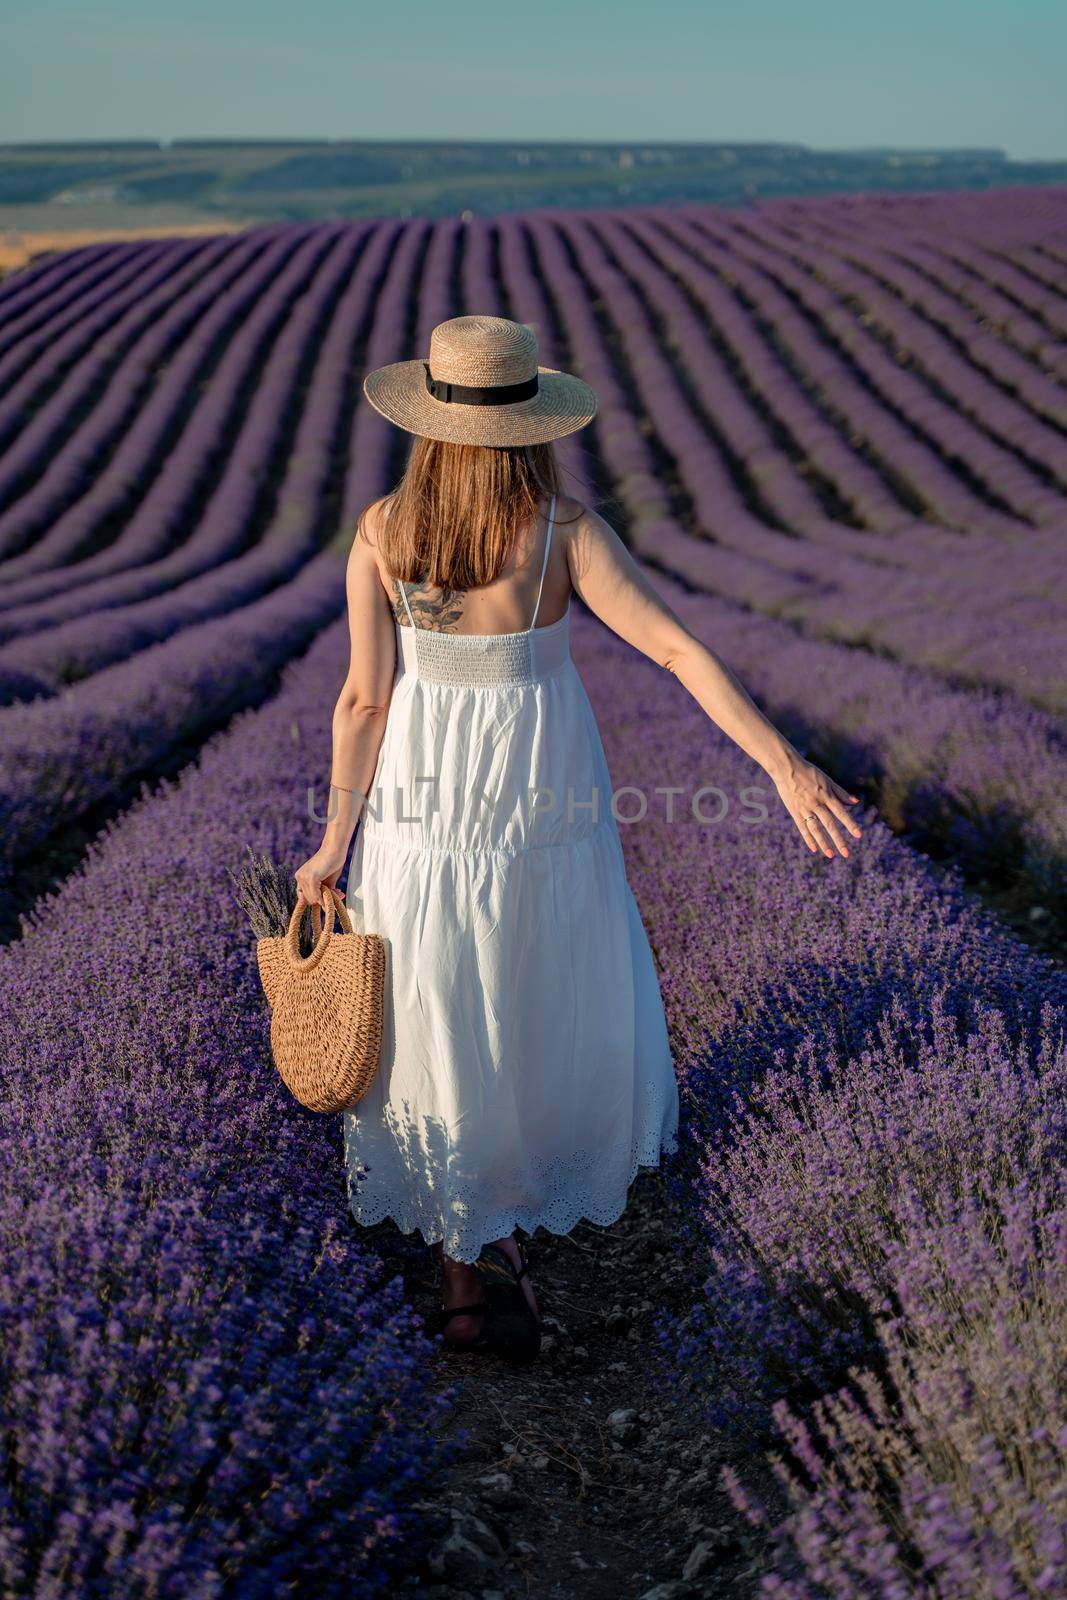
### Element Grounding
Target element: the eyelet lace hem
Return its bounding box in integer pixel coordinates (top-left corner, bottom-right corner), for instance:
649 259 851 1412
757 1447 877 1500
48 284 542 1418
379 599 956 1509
342 1077 680 1264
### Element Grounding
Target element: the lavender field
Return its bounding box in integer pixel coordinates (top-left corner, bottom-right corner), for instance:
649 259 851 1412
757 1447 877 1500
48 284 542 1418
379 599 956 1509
1 186 1065 1597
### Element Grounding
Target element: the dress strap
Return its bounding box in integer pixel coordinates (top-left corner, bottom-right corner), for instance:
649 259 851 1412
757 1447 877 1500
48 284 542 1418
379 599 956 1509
529 494 557 631
398 578 417 629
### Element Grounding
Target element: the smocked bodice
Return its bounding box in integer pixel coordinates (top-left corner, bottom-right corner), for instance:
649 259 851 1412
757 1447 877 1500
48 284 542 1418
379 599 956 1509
393 608 571 688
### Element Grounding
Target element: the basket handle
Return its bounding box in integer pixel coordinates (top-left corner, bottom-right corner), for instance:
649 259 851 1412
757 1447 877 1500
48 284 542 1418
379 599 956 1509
284 885 353 972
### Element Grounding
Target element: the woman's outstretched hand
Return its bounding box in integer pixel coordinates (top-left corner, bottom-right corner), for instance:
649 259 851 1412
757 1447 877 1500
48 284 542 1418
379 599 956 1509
771 756 863 858
294 843 348 910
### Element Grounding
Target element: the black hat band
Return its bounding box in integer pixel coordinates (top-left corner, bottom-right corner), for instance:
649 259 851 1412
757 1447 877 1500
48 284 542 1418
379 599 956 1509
424 362 539 406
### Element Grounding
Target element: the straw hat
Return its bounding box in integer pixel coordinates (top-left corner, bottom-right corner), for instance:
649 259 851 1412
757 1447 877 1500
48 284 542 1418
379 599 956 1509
362 314 598 446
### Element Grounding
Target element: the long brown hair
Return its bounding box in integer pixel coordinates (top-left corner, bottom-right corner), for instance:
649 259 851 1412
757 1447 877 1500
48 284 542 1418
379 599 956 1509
363 436 564 590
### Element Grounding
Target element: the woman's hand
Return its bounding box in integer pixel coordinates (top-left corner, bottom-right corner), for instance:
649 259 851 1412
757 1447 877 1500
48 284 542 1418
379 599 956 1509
294 842 349 910
771 756 863 858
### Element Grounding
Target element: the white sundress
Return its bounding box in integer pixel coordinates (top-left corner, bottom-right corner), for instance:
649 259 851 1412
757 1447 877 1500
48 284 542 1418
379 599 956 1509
342 493 680 1263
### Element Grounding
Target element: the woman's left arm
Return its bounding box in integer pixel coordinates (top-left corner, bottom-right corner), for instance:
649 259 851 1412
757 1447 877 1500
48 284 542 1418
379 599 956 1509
294 505 397 908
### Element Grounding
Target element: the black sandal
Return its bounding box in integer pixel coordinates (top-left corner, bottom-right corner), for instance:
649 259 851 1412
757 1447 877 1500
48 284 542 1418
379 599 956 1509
474 1239 542 1364
438 1299 491 1349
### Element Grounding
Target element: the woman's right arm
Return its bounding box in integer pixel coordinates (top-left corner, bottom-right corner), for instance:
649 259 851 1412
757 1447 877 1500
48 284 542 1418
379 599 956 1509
293 502 397 907
565 503 862 859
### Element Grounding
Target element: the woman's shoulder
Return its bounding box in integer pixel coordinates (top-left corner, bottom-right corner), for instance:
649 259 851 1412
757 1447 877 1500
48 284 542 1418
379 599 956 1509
551 493 589 537
354 494 394 552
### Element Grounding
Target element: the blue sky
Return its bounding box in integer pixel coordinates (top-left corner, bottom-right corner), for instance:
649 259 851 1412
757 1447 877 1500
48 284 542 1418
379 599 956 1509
2 0 1064 159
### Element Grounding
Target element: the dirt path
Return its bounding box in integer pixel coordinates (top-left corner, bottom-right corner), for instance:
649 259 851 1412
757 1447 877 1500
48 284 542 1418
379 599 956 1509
360 1168 771 1600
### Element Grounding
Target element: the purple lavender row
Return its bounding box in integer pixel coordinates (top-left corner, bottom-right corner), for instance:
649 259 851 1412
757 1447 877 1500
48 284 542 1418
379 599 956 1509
909 237 1067 380
519 215 1067 896
776 197 1067 387
1004 242 1067 311
0 240 133 340
827 186 1067 340
494 218 562 366
691 207 1067 529
772 182 1067 257
416 217 462 349
0 238 110 311
523 211 857 625
921 198 1067 335
899 234 1067 379
557 210 851 570
579 212 1067 712
766 200 1067 406
661 209 1032 539
681 201 1057 533
0 226 328 616
729 1188 1067 1597
786 565 1067 715
621 209 934 540
523 209 857 575
809 184 1067 324
0 239 164 364
470 207 600 517
745 208 1067 481
543 204 861 579
666 201 1033 537
0 228 310 598
461 215 503 315
621 204 1067 602
0 241 206 472
576 209 901 564
0 535 324 703
0 618 450 1592
759 188 1067 371
0 548 347 892
0 230 278 569
626 210 1067 708
493 217 596 504
573 612 1066 1589
595 211 912 552
619 206 1067 588
600 207 1033 588
640 509 1066 716
0 223 391 697
651 564 1067 908
521 212 665 513
341 219 431 526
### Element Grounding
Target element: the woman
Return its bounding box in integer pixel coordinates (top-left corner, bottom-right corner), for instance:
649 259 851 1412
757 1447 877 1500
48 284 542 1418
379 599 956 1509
295 315 861 1360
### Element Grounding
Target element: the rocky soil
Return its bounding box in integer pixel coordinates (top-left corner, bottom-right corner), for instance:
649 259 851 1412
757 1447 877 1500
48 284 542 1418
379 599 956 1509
359 1167 777 1600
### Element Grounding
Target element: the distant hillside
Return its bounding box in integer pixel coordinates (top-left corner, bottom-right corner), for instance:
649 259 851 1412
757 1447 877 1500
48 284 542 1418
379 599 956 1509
2 138 1066 235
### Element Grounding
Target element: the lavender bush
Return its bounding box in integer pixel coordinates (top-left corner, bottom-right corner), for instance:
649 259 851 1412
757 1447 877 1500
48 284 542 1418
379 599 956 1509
0 617 454 1595
0 550 347 888
573 610 1067 1595
726 1188 1067 1598
1 1187 441 1599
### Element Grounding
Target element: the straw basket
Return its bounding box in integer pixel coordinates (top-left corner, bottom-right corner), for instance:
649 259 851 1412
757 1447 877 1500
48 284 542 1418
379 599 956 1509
256 886 386 1113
